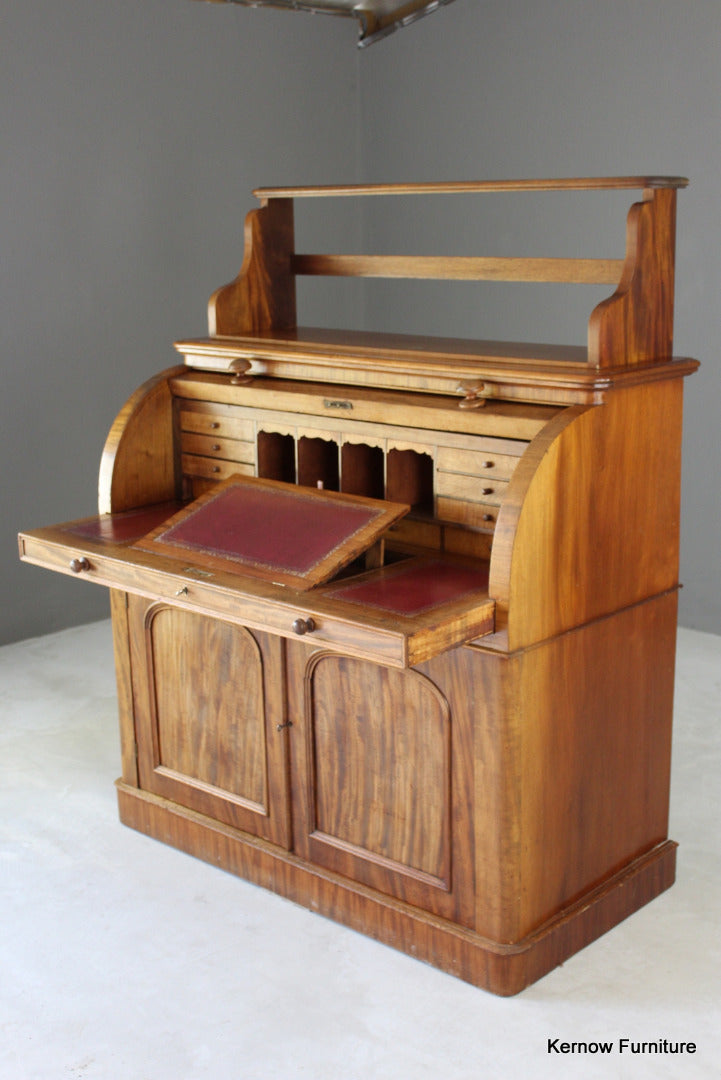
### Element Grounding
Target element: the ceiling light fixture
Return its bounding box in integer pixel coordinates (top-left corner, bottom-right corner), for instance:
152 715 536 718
195 0 457 48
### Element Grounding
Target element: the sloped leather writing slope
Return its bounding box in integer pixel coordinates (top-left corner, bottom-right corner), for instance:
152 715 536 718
132 475 409 590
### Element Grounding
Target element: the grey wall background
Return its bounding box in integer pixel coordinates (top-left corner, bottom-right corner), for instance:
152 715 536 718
356 0 721 636
3 0 719 643
2 0 362 643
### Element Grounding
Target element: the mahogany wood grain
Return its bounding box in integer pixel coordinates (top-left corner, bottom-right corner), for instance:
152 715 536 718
180 455 254 483
178 400 255 442
170 371 556 441
490 379 685 651
208 198 295 336
285 641 477 926
129 598 292 846
18 526 495 668
113 588 678 961
179 328 591 368
98 366 184 514
436 445 529 481
436 472 508 506
589 187 677 367
148 608 267 807
437 496 497 532
512 591 678 938
254 177 688 198
443 526 494 562
205 179 688 382
115 781 676 997
109 589 138 787
179 432 255 464
176 332 697 406
303 655 453 888
341 441 385 499
18 177 698 995
293 253 624 284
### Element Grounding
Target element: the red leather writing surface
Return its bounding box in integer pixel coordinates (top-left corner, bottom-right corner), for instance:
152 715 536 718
153 484 382 576
63 504 181 544
327 559 489 616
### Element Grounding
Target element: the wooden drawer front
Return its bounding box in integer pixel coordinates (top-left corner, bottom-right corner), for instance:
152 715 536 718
19 533 408 667
179 408 254 442
436 473 509 507
436 446 522 481
180 431 255 464
181 455 254 481
437 496 498 532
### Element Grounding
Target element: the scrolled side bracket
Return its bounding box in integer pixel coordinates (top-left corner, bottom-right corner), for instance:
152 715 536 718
588 187 677 369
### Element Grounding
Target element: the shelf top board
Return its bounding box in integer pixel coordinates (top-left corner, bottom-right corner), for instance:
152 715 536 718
175 330 698 403
253 177 689 199
178 327 589 369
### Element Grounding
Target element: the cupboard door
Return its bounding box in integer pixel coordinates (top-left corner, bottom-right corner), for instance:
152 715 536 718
288 645 474 924
129 597 291 847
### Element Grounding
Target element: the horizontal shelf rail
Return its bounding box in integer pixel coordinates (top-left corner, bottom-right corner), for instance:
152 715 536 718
292 253 624 284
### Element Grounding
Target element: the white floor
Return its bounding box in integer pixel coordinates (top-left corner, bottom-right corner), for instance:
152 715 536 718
1 621 719 1080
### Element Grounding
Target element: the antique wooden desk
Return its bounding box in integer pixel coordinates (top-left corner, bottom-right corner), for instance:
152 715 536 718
19 178 698 994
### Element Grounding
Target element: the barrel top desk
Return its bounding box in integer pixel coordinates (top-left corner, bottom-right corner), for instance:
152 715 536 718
19 177 698 995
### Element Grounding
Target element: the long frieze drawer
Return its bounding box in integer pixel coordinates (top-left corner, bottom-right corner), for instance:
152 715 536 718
435 446 523 481
178 407 255 442
18 532 407 666
181 455 254 481
436 473 509 506
180 432 255 464
18 529 495 669
437 496 498 531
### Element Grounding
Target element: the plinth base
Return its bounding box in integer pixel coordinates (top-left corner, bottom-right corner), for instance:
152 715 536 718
117 781 676 996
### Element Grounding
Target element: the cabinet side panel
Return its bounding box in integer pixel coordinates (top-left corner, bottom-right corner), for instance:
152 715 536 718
517 591 678 937
99 367 183 514
499 380 683 650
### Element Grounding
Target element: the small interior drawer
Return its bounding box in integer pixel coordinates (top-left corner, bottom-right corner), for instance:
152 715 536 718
436 472 509 506
180 431 255 464
179 408 254 442
181 454 254 481
437 496 498 531
436 446 522 481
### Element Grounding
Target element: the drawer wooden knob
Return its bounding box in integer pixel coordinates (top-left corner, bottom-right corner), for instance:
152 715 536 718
482 487 494 495
211 443 221 451
229 358 253 386
210 421 220 429
457 381 487 409
483 513 494 522
482 461 494 469
292 617 316 636
69 556 90 573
